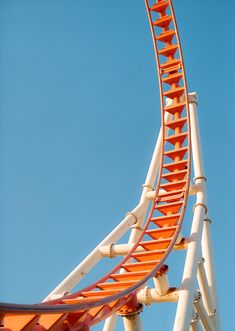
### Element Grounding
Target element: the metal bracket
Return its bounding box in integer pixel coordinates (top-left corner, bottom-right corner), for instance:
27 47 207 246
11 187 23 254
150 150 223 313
142 183 155 191
193 203 208 215
126 212 138 224
118 296 143 316
193 176 207 183
193 290 202 304
191 312 200 324
143 286 152 306
109 243 115 259
198 257 205 264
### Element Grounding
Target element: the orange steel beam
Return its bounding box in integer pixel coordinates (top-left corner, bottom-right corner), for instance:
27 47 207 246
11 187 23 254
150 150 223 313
0 1 191 330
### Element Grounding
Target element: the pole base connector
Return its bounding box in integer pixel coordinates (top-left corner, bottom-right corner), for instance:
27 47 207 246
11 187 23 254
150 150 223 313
118 296 143 317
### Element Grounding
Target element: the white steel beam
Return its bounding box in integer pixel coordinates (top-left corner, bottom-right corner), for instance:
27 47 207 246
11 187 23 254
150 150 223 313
201 219 220 329
173 93 220 330
197 258 216 316
99 240 187 257
173 191 206 330
190 321 201 331
173 93 207 331
190 308 201 331
43 210 139 301
189 92 220 329
102 315 117 331
122 314 143 331
137 287 179 305
152 266 170 296
194 291 218 331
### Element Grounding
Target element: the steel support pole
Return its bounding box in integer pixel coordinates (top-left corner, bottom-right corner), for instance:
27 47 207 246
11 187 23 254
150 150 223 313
173 191 206 331
122 314 143 331
190 308 201 331
201 220 220 328
190 322 201 331
102 315 117 331
189 93 220 329
197 259 215 317
173 93 207 331
194 297 217 331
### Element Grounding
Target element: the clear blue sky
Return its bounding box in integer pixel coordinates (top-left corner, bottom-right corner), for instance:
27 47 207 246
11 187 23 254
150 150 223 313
0 0 234 330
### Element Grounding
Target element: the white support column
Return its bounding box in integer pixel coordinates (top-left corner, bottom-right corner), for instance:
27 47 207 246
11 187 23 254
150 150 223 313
197 258 215 316
190 321 201 331
173 93 220 330
173 191 206 331
152 265 170 296
102 315 117 331
122 314 143 331
189 92 220 329
190 308 201 331
194 291 218 331
201 219 220 328
173 93 207 331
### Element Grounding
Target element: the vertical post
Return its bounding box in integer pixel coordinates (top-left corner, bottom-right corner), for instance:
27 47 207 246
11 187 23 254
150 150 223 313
173 93 207 331
190 307 201 331
173 192 206 331
202 220 220 328
102 315 117 331
122 314 143 331
189 93 220 329
197 259 215 316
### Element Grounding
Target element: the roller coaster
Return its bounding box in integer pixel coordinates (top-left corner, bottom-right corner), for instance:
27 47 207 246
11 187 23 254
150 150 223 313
0 1 220 330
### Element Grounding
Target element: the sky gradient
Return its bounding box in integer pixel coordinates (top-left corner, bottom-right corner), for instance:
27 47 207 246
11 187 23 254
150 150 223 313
1 0 235 329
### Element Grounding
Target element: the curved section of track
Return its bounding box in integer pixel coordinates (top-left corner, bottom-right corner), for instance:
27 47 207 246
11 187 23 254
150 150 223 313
0 1 191 330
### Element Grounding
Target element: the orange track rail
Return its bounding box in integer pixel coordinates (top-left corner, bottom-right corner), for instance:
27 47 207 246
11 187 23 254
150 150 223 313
0 1 191 330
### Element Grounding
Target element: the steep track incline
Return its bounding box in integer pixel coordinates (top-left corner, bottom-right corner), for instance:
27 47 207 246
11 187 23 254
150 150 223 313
0 1 191 330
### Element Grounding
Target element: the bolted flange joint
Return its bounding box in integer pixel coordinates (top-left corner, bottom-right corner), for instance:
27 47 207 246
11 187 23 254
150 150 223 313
191 312 199 324
142 286 152 306
209 308 217 316
193 203 208 215
142 183 155 191
204 218 212 224
193 290 201 304
198 257 205 264
193 175 207 183
154 264 169 277
109 243 115 259
118 296 143 317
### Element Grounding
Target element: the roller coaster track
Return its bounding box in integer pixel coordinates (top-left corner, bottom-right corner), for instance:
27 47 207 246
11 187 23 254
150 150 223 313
0 1 219 331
